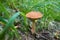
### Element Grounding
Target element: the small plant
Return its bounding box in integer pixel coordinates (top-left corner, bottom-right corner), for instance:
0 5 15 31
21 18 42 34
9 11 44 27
26 11 43 34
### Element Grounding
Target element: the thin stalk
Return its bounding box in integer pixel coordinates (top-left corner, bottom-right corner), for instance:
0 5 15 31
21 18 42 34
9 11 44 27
31 20 36 34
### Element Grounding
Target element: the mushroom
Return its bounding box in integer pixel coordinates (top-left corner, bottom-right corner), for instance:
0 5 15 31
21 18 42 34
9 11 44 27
26 11 43 34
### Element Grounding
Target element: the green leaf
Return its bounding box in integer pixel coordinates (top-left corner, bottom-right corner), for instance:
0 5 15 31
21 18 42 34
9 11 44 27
0 2 10 18
0 16 8 24
0 12 20 40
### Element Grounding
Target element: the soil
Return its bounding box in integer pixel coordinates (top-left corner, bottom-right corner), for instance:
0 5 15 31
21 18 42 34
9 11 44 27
17 29 58 40
15 21 60 40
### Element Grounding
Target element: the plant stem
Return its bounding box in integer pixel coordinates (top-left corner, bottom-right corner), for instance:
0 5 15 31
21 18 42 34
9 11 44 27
31 20 36 34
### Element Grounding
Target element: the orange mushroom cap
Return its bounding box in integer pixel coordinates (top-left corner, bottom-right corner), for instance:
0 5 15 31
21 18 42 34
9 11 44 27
26 11 43 20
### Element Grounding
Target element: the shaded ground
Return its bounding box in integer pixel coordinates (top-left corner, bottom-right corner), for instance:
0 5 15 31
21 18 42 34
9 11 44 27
0 21 60 40
17 21 60 40
17 29 55 40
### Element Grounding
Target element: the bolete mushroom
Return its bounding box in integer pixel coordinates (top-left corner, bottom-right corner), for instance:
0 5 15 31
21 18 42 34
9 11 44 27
26 11 43 34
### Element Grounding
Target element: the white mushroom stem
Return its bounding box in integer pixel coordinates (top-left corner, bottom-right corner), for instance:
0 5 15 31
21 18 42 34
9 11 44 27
31 20 36 34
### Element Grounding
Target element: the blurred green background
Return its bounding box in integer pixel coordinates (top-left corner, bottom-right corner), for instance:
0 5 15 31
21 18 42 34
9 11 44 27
0 0 60 40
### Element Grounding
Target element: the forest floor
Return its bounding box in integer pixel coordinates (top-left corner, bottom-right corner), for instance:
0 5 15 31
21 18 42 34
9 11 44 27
17 29 58 40
17 21 60 40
